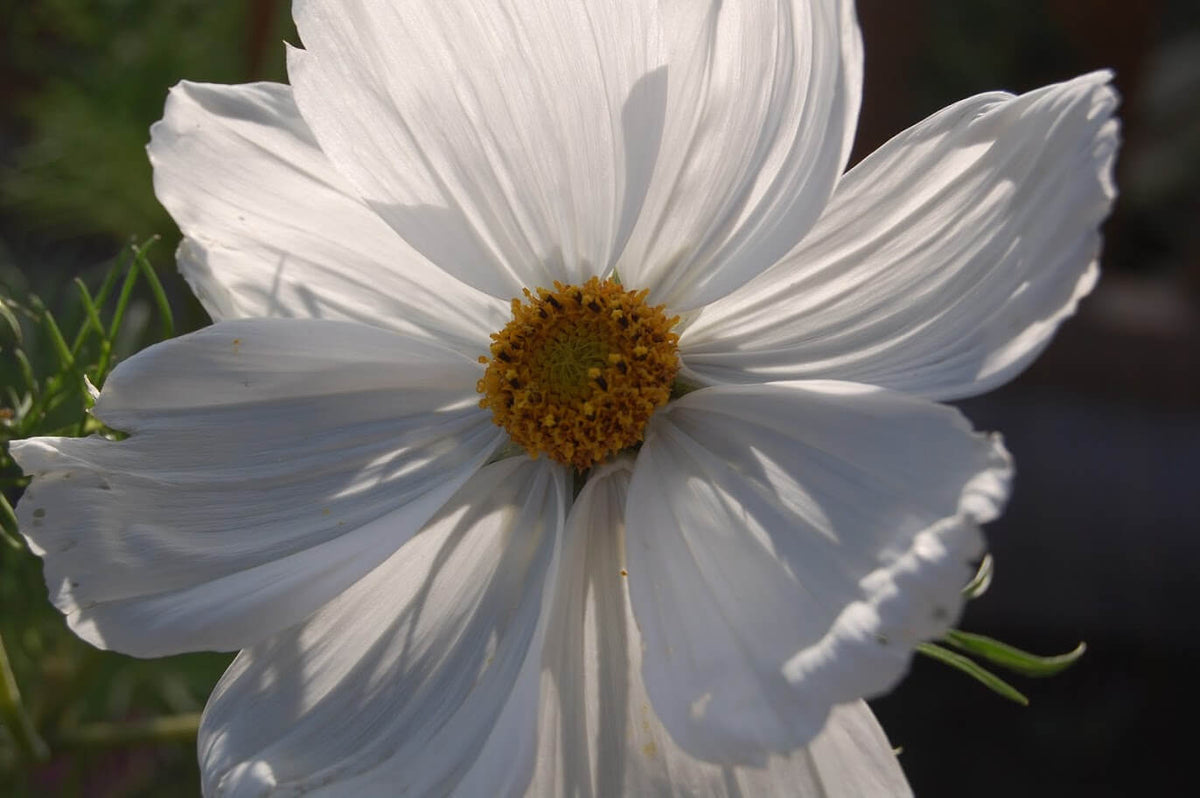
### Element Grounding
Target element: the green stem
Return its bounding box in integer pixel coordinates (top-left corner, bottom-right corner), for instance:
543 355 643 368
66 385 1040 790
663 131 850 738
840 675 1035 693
0 629 49 763
94 261 141 381
52 712 201 750
73 278 107 346
132 240 174 340
0 492 23 550
67 254 125 358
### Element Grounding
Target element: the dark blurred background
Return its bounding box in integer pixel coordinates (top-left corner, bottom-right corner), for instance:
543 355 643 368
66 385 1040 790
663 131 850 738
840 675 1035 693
855 2 1200 796
1 0 1198 795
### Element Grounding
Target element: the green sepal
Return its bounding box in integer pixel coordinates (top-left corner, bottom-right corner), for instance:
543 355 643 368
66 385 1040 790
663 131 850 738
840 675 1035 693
916 641 1030 706
943 630 1086 678
962 553 994 598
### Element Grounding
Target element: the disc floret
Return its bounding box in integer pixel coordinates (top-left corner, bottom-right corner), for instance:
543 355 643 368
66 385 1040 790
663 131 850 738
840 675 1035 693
478 276 680 470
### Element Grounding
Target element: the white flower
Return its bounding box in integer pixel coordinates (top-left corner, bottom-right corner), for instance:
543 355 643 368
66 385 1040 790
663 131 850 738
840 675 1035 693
11 1 1118 795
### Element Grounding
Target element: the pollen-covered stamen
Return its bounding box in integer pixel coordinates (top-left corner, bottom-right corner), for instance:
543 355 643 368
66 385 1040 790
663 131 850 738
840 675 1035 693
477 276 680 470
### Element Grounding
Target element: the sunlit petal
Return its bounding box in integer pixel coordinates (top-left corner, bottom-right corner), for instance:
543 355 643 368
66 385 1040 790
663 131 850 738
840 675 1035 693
619 0 863 310
626 381 1009 763
198 458 568 796
149 80 505 355
683 72 1118 399
12 319 502 656
533 458 912 796
288 0 666 298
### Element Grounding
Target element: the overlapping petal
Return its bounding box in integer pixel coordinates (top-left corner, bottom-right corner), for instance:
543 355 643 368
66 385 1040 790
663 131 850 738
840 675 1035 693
625 381 1010 764
11 318 503 657
198 458 568 797
13 2 1120 792
148 80 506 356
288 0 667 299
619 0 863 310
533 459 911 796
682 71 1119 398
286 0 862 311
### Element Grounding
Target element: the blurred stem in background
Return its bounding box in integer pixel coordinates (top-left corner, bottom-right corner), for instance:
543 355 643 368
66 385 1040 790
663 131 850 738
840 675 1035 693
0 631 48 764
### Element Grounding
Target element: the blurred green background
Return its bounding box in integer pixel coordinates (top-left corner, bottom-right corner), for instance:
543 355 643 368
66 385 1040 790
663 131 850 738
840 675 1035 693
1 0 1198 795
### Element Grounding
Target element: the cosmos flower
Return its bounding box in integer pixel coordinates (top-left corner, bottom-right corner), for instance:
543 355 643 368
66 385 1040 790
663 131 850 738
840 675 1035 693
12 0 1118 794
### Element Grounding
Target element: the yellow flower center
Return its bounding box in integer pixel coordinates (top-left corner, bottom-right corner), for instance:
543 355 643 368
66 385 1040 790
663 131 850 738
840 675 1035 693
477 276 680 470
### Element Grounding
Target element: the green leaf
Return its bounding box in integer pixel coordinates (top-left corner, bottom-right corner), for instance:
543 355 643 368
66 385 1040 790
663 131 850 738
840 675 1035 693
14 349 36 398
106 257 141 342
73 277 106 343
94 259 141 381
132 237 175 340
943 631 1086 678
40 307 76 374
962 553 994 598
916 642 1030 706
91 254 127 311
0 298 21 344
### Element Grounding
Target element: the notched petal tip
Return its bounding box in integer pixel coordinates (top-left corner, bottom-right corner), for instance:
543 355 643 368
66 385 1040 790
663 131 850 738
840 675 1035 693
781 415 1011 705
964 431 1015 524
628 382 1012 763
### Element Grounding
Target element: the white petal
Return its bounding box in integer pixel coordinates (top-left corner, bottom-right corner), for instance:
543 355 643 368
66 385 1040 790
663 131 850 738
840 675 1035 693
288 0 666 299
625 382 1010 764
617 0 863 310
198 458 568 798
11 319 503 657
682 71 1119 399
148 81 506 357
532 458 911 796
